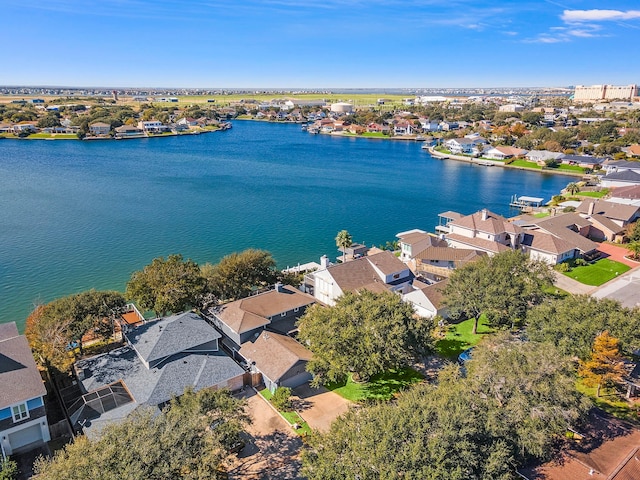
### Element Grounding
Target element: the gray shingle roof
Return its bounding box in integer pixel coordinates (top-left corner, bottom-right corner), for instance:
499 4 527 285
126 312 221 365
0 325 47 409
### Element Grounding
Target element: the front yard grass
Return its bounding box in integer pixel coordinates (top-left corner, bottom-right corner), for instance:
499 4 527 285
326 367 424 402
574 189 609 198
435 315 493 359
563 258 630 286
258 388 312 436
510 159 543 169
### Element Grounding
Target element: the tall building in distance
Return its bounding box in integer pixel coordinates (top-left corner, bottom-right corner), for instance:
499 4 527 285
573 84 638 103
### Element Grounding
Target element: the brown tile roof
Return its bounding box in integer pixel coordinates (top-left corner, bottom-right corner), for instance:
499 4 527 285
534 212 593 230
590 214 625 234
398 231 432 245
214 286 315 334
325 251 408 293
418 279 449 310
520 413 640 480
577 200 640 222
450 209 523 236
446 233 512 254
522 231 576 255
0 322 19 341
611 185 640 200
438 211 463 220
239 331 312 382
415 246 486 263
0 326 47 409
494 146 527 156
628 144 640 156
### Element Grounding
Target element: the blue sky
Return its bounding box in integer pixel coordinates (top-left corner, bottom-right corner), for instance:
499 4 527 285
2 0 639 88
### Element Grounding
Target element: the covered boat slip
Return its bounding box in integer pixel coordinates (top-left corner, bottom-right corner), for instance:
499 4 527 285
509 195 545 211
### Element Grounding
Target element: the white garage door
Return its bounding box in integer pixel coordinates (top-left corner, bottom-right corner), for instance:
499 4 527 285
9 424 43 451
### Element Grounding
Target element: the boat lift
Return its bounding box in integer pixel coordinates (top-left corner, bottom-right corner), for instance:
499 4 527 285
509 194 544 211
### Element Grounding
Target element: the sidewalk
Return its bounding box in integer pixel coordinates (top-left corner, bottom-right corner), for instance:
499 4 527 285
553 271 596 295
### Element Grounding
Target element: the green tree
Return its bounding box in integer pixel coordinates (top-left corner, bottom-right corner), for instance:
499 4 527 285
126 254 205 317
627 221 640 242
578 331 626 397
270 386 292 411
200 249 277 301
25 290 126 369
565 182 580 195
302 338 588 479
335 229 353 263
34 388 248 480
527 295 640 360
443 250 553 334
627 241 640 261
297 291 432 385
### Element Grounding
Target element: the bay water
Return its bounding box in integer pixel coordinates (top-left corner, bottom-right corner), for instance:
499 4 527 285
0 121 569 330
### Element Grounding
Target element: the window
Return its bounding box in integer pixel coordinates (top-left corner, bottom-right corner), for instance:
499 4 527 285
393 274 400 280
12 403 28 422
294 307 299 313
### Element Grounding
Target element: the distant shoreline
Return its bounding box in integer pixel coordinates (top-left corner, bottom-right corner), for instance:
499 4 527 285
0 128 226 141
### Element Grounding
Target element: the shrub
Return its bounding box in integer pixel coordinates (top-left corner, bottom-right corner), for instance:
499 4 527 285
271 387 292 411
555 262 571 272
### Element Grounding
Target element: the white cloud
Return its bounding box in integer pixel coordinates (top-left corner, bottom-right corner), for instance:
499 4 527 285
561 9 640 23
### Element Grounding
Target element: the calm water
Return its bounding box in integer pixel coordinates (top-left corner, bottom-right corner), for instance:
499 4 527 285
0 122 569 330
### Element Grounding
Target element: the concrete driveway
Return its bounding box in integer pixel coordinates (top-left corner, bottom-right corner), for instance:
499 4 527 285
553 271 596 295
227 390 302 480
592 269 640 309
292 383 351 432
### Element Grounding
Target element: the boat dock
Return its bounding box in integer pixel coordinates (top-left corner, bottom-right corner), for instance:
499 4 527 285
509 194 544 211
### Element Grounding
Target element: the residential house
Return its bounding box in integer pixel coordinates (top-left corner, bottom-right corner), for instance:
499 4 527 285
560 154 605 169
523 213 599 259
600 169 640 188
576 199 640 228
396 229 447 263
439 121 459 131
525 150 564 166
239 331 313 393
413 246 486 280
445 209 524 255
310 251 414 306
402 279 449 319
602 160 640 176
12 123 38 134
607 185 640 206
393 121 414 136
88 122 111 136
113 125 144 138
418 119 440 132
206 284 316 353
0 322 50 456
347 124 365 135
366 123 390 134
625 144 640 158
72 312 244 434
520 230 578 264
484 146 528 160
444 138 478 155
137 120 169 133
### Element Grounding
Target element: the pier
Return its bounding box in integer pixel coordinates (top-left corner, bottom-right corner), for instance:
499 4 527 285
509 194 544 211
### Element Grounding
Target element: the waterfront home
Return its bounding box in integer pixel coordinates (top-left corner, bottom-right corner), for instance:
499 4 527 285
560 154 606 169
396 229 447 263
239 331 313 393
602 159 640 176
88 122 111 136
607 185 640 206
600 169 640 188
72 312 244 434
393 121 415 135
576 199 640 228
402 279 449 319
366 123 389 134
419 118 440 132
137 120 169 133
413 246 486 279
484 146 528 160
444 138 478 155
308 251 413 306
520 230 578 265
439 121 459 131
12 123 38 134
206 284 316 354
114 125 144 138
445 209 524 254
525 150 564 165
0 322 50 456
521 213 599 260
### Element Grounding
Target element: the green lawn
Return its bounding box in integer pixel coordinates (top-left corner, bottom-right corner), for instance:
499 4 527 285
533 212 550 218
576 380 639 424
553 164 587 173
435 316 493 359
326 367 424 402
510 159 543 169
563 258 630 286
27 133 78 139
258 388 312 435
574 190 609 198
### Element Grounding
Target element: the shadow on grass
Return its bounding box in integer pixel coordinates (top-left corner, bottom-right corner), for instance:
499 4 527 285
434 338 469 359
326 368 423 402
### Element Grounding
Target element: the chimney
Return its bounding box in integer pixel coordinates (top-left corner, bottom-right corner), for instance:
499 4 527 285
481 209 488 221
320 255 329 269
275 282 284 293
588 202 595 216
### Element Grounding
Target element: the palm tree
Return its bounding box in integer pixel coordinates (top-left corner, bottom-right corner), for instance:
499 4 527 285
335 230 353 263
566 182 580 195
